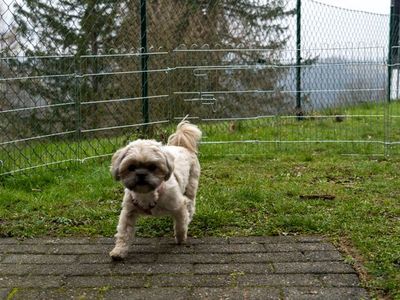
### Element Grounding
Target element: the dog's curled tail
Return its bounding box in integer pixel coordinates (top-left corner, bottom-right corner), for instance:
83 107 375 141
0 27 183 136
168 120 202 153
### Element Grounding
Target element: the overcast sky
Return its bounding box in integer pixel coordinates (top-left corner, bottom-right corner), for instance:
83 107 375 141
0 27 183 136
316 0 390 15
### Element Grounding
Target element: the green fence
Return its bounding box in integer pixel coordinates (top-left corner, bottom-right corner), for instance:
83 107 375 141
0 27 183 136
0 0 399 175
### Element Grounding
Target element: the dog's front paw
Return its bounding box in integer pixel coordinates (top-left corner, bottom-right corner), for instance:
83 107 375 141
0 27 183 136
175 234 187 245
109 247 128 261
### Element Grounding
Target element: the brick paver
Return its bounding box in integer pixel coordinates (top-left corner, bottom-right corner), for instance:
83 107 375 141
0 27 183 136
0 236 369 299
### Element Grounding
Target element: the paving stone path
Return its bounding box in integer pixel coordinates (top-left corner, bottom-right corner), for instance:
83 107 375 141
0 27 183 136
0 236 369 299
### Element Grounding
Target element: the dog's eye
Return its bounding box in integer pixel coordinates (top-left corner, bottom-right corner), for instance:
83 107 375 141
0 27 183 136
128 165 136 172
147 164 157 171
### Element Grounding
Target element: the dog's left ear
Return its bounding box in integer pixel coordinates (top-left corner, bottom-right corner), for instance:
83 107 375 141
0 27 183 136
110 146 129 181
163 151 175 181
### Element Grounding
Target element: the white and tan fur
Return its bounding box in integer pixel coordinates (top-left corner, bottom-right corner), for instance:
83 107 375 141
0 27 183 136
109 121 201 260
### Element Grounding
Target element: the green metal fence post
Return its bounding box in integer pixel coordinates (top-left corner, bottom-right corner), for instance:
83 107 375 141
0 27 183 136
386 0 399 155
296 0 302 119
141 0 149 130
387 0 395 105
75 55 82 163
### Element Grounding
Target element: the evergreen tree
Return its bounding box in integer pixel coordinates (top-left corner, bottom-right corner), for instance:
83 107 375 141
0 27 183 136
11 0 296 133
1 4 22 140
138 0 295 118
12 0 128 133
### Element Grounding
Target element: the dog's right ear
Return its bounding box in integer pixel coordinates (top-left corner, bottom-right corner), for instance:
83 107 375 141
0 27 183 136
110 147 128 181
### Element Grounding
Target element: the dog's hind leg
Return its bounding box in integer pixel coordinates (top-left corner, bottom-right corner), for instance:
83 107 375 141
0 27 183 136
184 160 200 222
172 206 189 244
185 196 195 223
110 195 138 260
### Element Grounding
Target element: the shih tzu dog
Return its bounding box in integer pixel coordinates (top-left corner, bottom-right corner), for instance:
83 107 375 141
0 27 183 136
109 120 202 260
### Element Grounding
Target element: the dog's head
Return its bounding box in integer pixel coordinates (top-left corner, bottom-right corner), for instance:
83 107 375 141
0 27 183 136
110 140 174 193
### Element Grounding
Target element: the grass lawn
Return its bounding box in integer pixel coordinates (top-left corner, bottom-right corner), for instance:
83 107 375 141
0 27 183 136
0 151 399 299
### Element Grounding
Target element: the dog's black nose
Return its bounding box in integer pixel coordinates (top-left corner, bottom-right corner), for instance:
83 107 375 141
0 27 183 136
135 169 148 183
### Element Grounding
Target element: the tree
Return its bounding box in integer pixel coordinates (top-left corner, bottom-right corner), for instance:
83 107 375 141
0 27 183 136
140 0 296 119
1 3 25 142
12 0 132 133
11 0 296 134
1 3 19 110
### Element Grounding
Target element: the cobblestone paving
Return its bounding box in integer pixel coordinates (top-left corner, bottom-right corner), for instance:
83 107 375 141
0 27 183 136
0 236 369 299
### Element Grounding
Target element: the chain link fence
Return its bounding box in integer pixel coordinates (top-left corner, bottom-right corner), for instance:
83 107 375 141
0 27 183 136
0 0 398 175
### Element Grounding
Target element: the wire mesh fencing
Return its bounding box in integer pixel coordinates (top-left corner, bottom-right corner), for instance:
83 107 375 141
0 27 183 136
0 0 399 176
